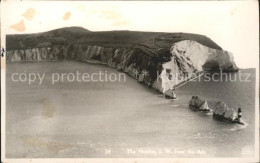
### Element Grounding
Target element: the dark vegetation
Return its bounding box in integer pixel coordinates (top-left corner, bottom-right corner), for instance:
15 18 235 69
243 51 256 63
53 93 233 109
7 26 222 51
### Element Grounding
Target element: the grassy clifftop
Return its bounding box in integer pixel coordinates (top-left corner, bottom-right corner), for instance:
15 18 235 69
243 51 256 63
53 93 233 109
6 26 222 51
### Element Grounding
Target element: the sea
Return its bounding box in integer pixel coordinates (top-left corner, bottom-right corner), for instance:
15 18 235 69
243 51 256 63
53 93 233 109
5 61 256 158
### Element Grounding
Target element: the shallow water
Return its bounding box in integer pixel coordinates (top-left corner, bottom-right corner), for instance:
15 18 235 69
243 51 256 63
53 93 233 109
5 61 256 158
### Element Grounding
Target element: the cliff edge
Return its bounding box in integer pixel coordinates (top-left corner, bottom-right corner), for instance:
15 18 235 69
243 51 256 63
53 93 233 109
6 27 238 98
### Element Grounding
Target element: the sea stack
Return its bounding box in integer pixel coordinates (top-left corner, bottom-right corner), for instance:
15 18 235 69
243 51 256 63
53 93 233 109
213 101 244 125
189 96 211 112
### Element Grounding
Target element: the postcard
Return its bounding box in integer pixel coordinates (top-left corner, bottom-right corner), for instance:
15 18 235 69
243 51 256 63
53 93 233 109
1 0 259 162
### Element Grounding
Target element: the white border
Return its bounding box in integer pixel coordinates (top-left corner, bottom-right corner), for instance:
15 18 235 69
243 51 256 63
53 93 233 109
1 1 259 162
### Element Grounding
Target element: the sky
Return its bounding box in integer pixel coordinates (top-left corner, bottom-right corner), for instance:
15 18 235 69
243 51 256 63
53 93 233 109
1 0 259 68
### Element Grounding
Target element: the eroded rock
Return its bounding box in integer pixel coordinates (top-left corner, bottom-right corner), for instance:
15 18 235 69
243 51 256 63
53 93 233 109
189 96 210 112
6 35 238 99
155 40 238 98
213 101 243 124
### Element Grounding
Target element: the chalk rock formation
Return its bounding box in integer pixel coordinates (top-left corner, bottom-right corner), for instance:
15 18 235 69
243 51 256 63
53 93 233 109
213 101 238 121
6 45 67 62
153 40 238 97
65 44 162 87
189 96 210 112
6 28 239 99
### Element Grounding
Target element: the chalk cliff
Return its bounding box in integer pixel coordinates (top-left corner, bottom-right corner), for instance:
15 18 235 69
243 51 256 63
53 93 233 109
153 40 238 96
213 101 242 124
6 27 238 98
6 45 67 62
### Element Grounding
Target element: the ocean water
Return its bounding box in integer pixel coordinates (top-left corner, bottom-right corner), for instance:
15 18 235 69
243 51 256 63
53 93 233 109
5 61 256 158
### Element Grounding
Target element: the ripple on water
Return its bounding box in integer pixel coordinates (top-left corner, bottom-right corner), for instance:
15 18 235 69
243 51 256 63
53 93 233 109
230 121 248 131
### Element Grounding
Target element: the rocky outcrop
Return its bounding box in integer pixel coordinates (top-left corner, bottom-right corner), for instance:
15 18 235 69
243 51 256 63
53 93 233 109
213 101 237 120
172 40 238 71
213 101 243 124
189 96 210 112
153 40 238 97
6 30 239 99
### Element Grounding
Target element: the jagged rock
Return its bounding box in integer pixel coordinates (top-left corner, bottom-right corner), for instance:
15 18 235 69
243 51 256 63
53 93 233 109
199 101 210 111
164 89 176 99
156 40 238 98
189 96 210 112
213 101 243 124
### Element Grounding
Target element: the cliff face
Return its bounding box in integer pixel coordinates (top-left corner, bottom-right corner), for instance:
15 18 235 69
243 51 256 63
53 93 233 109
67 44 163 86
6 27 238 98
6 41 238 98
153 40 238 97
170 40 237 71
6 45 67 62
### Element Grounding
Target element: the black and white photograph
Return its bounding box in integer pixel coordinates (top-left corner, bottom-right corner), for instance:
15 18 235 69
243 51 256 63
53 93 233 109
1 0 259 162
